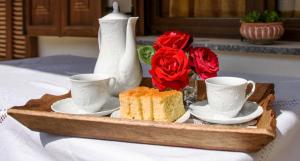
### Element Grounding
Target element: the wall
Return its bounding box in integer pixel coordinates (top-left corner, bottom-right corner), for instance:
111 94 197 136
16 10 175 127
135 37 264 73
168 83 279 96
217 51 300 78
38 36 300 78
38 36 99 58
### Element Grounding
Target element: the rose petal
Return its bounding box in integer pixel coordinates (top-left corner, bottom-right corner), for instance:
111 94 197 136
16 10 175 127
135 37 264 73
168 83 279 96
149 47 190 90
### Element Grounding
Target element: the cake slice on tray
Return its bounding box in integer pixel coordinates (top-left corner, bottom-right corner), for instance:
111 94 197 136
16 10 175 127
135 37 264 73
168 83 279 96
119 87 185 122
152 90 185 122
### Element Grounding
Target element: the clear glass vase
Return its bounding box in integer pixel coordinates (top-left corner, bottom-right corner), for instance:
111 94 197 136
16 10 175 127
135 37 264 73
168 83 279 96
183 73 198 106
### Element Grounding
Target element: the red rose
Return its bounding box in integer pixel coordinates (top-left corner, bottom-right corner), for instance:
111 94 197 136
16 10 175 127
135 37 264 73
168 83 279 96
153 31 192 51
149 47 190 91
189 47 219 80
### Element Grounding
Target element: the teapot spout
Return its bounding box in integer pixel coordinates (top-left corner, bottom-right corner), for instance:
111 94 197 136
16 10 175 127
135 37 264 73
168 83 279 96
117 17 142 93
124 17 138 58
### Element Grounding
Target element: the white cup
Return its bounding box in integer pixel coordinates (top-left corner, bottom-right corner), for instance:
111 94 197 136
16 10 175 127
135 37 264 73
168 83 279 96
205 77 256 118
70 74 116 113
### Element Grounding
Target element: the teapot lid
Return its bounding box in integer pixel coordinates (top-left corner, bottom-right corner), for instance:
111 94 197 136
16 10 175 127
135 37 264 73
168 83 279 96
101 2 128 20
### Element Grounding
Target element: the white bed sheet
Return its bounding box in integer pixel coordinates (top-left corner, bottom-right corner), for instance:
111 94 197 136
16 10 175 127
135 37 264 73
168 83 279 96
0 55 300 161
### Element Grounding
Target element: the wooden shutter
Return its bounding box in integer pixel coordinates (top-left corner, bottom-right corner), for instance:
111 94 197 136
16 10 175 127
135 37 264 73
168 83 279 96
0 0 9 59
12 0 26 58
0 0 37 60
12 0 37 58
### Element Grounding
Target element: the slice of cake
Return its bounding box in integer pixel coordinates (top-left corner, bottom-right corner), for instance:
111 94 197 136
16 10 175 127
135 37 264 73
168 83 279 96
152 90 185 122
119 87 185 122
128 90 144 120
140 88 158 121
119 87 149 119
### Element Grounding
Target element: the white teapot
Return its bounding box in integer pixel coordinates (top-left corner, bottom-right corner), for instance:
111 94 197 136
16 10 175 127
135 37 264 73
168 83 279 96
94 2 142 96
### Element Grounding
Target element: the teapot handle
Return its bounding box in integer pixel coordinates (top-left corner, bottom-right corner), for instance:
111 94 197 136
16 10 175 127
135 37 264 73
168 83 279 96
98 26 101 51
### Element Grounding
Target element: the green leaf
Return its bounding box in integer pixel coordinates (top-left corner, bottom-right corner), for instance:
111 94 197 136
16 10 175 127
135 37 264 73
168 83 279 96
137 45 155 65
241 10 281 23
263 10 281 22
241 11 261 23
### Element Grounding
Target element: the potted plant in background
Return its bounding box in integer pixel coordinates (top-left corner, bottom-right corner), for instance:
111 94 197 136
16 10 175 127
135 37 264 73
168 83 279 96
240 10 284 45
138 31 219 105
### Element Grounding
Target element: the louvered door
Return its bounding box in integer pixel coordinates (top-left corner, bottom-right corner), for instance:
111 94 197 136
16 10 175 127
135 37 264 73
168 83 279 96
12 0 37 58
0 0 37 60
0 0 9 59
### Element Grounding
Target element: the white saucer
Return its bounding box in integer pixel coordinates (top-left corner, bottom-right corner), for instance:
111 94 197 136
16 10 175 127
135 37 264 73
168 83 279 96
189 101 263 124
51 97 119 116
110 110 191 123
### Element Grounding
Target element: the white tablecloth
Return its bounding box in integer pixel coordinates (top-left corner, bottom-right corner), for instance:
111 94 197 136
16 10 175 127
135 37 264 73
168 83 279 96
1 55 300 161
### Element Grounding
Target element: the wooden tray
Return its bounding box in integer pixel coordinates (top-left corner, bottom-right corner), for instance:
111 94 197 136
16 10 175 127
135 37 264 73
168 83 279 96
8 79 276 152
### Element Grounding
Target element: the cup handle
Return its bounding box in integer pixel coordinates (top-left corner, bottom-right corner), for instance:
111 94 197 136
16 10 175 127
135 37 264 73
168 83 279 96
109 77 117 94
244 80 256 102
109 77 117 88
